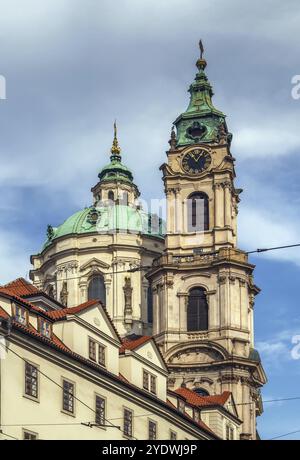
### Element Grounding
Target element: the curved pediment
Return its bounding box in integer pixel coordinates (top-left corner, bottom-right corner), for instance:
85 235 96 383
167 344 226 365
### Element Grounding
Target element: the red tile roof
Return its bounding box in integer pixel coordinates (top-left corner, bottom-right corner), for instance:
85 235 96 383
119 335 168 370
2 278 39 296
47 300 100 320
47 299 122 343
0 315 72 355
166 398 216 436
0 288 122 344
173 387 231 408
1 278 65 310
0 288 54 320
202 392 232 406
120 335 152 353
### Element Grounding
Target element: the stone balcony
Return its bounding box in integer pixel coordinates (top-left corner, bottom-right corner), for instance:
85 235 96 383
152 247 248 268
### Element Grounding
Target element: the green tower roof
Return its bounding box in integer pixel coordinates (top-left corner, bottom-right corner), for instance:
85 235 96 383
174 41 232 147
98 121 135 186
98 158 134 184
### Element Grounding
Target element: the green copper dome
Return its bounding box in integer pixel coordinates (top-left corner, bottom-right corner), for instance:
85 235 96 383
98 157 134 185
174 42 232 147
42 123 165 252
43 205 165 251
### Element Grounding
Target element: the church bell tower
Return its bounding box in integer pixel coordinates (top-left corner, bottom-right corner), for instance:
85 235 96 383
147 42 266 439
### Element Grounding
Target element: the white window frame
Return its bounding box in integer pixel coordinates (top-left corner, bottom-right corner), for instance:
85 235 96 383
123 406 134 439
61 377 76 417
95 393 107 429
23 360 40 402
13 303 28 325
39 318 52 338
142 368 157 395
88 336 106 367
148 418 157 440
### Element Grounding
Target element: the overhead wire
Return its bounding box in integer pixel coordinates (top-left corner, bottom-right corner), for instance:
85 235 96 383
0 340 139 440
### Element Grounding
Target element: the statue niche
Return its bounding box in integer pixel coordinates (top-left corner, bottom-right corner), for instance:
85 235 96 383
60 281 68 307
123 277 133 324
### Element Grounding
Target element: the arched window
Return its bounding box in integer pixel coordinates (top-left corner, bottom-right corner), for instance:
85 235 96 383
187 287 208 331
194 388 210 397
108 190 114 202
147 285 153 324
88 275 106 305
187 192 209 232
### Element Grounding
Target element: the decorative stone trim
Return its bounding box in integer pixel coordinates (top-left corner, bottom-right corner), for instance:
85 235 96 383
218 274 227 284
56 261 78 276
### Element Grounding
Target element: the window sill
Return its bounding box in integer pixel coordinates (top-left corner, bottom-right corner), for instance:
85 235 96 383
94 424 107 431
61 409 76 418
23 394 40 404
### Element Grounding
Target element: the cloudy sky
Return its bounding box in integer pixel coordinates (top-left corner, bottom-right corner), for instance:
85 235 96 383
0 0 300 439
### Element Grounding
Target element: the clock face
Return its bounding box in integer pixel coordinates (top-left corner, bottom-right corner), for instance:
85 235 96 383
182 149 211 174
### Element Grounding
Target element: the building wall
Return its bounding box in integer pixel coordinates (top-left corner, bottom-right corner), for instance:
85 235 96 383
30 232 164 336
0 338 210 441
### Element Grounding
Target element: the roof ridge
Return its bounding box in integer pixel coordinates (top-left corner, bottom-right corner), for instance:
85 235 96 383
0 289 53 319
119 335 152 353
46 299 122 343
174 387 232 408
1 277 38 295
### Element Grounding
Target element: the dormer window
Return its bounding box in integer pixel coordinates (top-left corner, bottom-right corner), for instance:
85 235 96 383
13 304 27 325
142 369 157 395
88 338 106 367
39 318 52 338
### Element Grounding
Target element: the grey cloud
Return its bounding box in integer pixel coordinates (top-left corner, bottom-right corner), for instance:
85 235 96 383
0 0 300 266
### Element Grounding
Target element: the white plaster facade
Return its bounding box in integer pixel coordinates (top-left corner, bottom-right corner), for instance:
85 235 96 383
0 292 220 440
30 231 163 337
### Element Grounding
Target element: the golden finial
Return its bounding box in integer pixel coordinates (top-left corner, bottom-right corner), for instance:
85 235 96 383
111 120 121 156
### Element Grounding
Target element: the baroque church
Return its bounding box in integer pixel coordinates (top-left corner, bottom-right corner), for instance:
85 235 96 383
27 43 266 439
